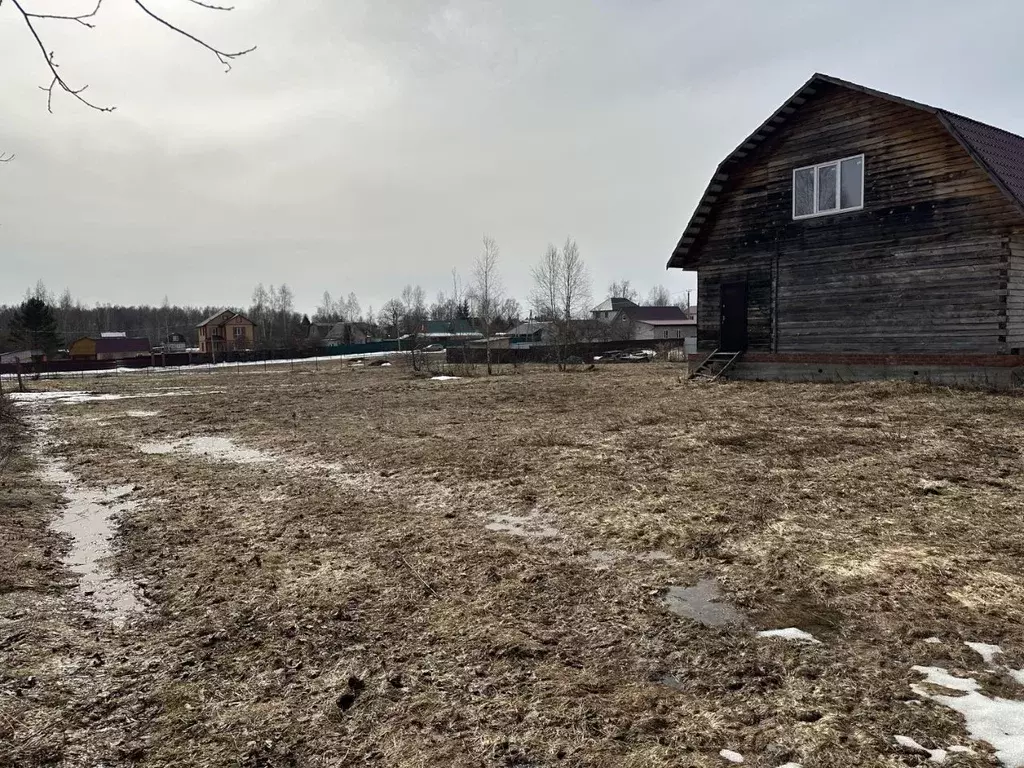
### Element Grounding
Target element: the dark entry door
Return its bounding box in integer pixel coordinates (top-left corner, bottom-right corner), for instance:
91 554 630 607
719 281 748 352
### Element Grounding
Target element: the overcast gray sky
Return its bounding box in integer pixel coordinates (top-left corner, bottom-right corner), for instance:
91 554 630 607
3 0 1023 314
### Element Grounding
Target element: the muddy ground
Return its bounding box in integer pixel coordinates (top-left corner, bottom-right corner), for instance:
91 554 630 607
2 362 1024 767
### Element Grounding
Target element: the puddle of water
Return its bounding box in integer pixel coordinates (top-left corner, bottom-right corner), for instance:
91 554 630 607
180 436 272 463
35 449 142 624
659 673 685 690
485 514 560 539
642 550 672 561
661 579 746 627
588 548 626 565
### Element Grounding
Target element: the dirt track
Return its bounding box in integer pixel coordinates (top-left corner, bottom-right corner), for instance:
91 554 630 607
3 363 1024 767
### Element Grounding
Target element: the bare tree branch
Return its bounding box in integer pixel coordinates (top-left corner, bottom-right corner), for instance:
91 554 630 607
20 0 101 28
10 0 114 112
132 0 256 72
0 153 14 162
5 0 254 114
184 0 235 10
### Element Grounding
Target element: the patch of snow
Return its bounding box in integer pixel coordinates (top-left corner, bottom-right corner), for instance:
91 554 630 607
10 389 218 406
924 636 944 644
1009 669 1024 686
894 735 947 762
139 436 272 464
948 745 974 754
911 665 1024 767
126 410 160 418
1 351 406 382
719 749 744 763
10 391 125 404
757 627 821 644
380 362 392 367
139 442 175 455
775 764 803 768
430 375 461 381
966 642 1004 665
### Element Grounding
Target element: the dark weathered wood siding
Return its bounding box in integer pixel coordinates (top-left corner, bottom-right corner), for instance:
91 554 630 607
692 84 1023 354
1009 236 1024 351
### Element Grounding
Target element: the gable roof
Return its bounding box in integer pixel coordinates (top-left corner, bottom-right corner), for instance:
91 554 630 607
667 73 1024 270
593 297 639 313
197 310 256 328
509 321 552 336
197 309 235 328
324 321 371 339
622 306 691 324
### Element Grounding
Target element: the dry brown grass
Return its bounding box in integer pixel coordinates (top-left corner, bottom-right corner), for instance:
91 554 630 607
3 365 1024 766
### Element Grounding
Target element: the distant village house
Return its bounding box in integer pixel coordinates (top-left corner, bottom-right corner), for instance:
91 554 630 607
68 334 151 361
0 350 45 364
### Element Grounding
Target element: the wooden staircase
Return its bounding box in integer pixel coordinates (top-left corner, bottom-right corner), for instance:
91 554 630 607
689 349 742 382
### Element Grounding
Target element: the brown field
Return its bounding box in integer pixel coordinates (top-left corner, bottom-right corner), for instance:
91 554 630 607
3 362 1024 767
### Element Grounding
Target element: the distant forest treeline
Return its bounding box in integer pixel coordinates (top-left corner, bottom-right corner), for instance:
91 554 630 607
0 281 329 353
1 261 690 354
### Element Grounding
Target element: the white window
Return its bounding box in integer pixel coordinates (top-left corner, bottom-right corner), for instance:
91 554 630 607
793 154 863 219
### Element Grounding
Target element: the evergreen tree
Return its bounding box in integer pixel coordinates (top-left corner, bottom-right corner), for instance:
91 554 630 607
9 297 61 356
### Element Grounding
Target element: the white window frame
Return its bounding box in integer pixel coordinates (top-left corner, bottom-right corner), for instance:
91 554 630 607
792 153 864 220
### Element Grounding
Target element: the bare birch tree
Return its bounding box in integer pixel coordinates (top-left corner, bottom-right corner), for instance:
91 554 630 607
472 236 503 375
530 244 561 321
529 237 591 366
646 285 672 306
559 237 590 326
450 268 464 324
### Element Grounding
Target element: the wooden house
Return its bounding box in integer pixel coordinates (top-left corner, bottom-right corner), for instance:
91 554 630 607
196 310 256 355
323 322 371 346
668 73 1024 388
